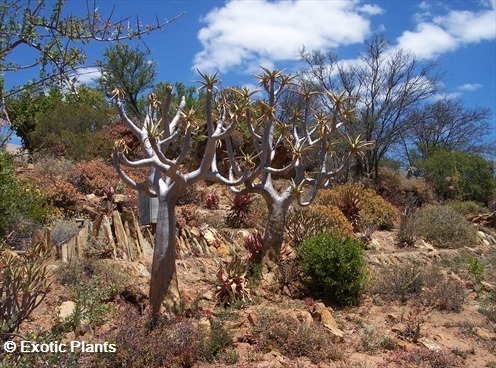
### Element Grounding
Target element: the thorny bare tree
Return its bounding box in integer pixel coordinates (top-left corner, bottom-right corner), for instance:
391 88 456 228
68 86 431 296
301 34 443 177
112 72 246 318
225 68 372 282
398 98 494 164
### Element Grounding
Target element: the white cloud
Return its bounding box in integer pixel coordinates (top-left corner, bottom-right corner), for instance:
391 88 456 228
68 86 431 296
458 83 483 91
395 2 495 59
396 23 458 58
193 0 381 73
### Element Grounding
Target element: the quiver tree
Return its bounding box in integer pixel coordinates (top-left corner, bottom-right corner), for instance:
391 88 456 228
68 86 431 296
226 68 372 281
112 72 245 317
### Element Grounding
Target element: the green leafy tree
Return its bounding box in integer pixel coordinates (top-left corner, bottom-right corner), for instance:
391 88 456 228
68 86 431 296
28 86 115 160
421 149 495 204
0 0 179 142
97 44 157 119
6 88 63 151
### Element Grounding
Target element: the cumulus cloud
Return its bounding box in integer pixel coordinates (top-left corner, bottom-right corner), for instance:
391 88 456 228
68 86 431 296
193 0 382 73
395 2 495 59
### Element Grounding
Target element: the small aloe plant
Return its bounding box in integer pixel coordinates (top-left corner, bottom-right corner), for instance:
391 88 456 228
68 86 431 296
204 189 219 210
245 231 264 261
215 256 251 306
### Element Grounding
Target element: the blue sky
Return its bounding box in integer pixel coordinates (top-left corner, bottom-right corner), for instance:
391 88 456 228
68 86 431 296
4 0 496 145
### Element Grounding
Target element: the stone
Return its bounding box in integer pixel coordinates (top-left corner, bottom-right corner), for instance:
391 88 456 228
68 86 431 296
197 317 211 335
136 263 150 278
296 310 313 327
112 210 129 258
190 227 201 237
247 312 259 326
320 308 338 328
474 327 496 341
75 323 93 337
58 301 76 320
418 337 442 351
481 281 495 292
323 324 344 342
203 229 218 246
202 290 214 301
261 351 286 368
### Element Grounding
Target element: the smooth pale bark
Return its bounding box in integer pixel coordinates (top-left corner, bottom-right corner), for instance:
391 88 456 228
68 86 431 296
149 190 179 317
260 202 287 278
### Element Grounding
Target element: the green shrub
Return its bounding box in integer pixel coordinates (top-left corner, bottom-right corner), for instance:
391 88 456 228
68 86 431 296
479 291 496 323
296 233 367 306
0 152 51 240
412 204 476 248
421 149 495 204
55 259 129 332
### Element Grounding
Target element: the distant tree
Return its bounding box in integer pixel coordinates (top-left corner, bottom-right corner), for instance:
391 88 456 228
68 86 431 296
399 98 494 164
97 44 157 119
5 88 62 151
28 86 115 160
0 0 179 143
421 149 495 204
301 34 443 178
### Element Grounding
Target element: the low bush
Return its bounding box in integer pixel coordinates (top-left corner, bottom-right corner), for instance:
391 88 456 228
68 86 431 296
0 242 51 336
317 183 398 232
411 204 476 248
479 291 496 323
252 308 342 363
50 218 80 247
422 265 466 312
423 276 466 312
102 308 202 368
358 325 397 352
102 307 236 367
379 348 464 367
71 160 119 196
285 204 353 247
56 259 129 332
396 212 417 247
296 233 367 306
371 261 424 303
445 200 488 215
177 180 207 206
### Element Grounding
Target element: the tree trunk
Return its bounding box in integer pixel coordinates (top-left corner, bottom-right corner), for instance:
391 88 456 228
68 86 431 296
149 193 177 318
260 200 289 284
